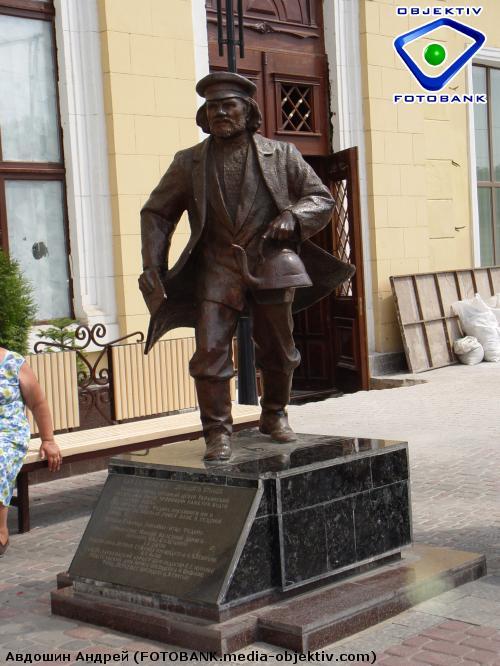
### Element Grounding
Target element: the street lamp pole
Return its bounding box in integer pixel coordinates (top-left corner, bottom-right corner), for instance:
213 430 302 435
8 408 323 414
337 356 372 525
215 0 258 406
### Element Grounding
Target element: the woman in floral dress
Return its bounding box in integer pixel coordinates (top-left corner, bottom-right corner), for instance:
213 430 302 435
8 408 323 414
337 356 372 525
0 347 62 554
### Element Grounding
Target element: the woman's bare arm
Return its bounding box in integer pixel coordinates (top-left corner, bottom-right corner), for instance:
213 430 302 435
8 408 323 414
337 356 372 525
19 363 62 472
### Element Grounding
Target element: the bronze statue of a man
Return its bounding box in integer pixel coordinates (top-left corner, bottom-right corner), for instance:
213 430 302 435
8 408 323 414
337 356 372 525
139 72 354 462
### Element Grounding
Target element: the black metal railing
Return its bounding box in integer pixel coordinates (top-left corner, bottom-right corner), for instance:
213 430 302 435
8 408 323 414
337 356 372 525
34 324 144 428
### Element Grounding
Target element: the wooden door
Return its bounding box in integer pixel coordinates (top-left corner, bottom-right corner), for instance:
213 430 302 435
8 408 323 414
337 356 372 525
206 0 329 155
294 149 369 393
205 1 369 393
292 215 336 394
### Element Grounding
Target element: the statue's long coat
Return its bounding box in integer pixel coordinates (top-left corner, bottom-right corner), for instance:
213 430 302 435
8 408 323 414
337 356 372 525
140 133 355 353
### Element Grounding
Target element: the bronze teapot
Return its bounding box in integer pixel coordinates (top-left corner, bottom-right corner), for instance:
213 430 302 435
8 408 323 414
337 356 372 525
232 238 312 290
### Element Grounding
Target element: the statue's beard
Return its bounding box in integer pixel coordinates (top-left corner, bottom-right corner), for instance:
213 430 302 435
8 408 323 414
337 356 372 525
209 118 247 138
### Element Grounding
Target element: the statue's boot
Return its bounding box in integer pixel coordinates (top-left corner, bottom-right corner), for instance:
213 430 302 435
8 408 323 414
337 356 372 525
195 379 233 461
259 371 297 443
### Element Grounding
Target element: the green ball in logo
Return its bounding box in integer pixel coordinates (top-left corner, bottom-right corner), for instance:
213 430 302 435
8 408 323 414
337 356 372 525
424 43 447 67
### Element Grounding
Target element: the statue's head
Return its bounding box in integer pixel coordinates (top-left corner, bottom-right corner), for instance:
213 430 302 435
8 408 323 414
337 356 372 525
195 72 262 137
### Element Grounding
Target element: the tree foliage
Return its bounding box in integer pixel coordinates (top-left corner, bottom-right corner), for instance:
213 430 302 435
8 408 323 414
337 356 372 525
0 249 37 355
36 318 79 351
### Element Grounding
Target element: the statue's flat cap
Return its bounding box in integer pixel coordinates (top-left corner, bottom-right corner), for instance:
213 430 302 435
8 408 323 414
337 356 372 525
196 72 256 101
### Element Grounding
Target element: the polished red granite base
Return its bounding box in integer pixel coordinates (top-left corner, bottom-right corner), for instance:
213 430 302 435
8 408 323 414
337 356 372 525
51 544 486 654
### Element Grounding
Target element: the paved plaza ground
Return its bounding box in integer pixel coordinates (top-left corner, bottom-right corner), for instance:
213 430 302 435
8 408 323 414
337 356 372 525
1 362 500 664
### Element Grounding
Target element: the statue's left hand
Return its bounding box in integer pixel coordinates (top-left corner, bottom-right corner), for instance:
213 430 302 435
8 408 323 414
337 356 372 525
265 210 297 241
139 268 161 295
138 268 168 316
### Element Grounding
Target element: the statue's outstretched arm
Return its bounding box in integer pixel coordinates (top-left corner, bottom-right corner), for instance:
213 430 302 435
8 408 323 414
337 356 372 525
140 151 189 274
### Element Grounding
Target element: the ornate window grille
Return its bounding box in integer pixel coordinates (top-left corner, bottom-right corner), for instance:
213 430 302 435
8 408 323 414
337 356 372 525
332 179 353 297
280 84 314 132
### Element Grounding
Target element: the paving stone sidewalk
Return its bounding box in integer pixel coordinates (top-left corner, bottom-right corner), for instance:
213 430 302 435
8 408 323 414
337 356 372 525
1 362 499 664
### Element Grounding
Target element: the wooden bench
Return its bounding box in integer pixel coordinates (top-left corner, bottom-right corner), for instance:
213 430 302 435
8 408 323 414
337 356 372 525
14 404 260 533
12 331 257 533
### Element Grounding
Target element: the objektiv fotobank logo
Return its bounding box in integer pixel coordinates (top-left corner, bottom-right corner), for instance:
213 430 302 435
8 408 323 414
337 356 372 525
393 6 486 104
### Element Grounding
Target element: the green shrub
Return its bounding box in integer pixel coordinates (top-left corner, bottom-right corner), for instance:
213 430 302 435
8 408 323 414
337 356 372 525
0 249 37 356
35 318 87 377
36 317 79 351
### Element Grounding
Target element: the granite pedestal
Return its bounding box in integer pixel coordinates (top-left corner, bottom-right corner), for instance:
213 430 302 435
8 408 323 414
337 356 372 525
51 430 485 652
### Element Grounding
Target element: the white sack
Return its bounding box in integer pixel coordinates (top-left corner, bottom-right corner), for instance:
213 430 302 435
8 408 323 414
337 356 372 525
452 295 500 362
452 336 484 365
484 293 500 325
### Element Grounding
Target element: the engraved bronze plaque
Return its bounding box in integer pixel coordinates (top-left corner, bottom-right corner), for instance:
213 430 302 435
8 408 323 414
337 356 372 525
69 475 258 604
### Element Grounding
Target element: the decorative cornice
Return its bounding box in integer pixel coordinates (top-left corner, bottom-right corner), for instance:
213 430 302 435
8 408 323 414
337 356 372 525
245 21 318 39
206 15 319 39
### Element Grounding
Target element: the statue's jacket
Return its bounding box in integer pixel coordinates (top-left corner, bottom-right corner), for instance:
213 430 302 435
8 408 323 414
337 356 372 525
141 132 355 352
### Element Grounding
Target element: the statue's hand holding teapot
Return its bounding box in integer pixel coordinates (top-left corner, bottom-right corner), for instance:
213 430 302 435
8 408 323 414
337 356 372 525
264 209 298 242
